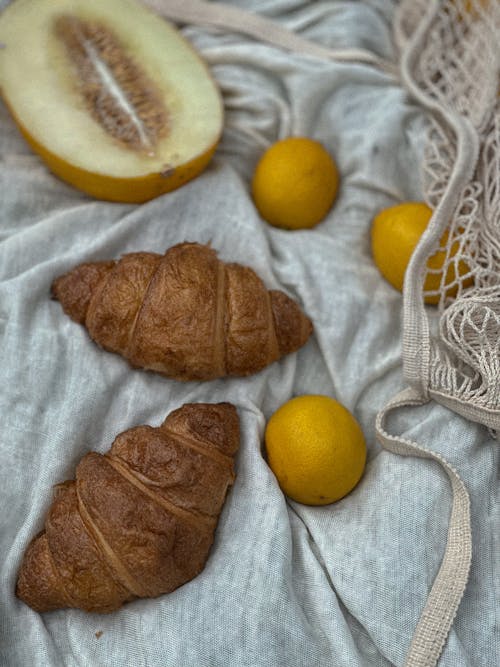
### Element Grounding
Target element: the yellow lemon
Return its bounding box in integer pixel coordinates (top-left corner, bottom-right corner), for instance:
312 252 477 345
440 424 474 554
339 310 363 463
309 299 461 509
371 201 472 305
264 395 366 506
251 137 339 230
460 0 490 19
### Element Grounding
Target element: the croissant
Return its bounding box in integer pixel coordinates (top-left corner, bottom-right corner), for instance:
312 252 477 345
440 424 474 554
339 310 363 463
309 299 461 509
16 402 239 613
51 242 313 381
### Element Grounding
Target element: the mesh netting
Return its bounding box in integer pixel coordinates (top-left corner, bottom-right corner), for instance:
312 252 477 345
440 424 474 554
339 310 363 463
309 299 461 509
395 0 500 428
381 5 498 661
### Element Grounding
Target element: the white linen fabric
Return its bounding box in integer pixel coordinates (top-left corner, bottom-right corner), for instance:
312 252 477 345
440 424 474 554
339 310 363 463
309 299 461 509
0 2 498 667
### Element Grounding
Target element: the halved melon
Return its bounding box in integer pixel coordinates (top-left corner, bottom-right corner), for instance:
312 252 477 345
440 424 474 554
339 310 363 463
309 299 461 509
0 0 224 202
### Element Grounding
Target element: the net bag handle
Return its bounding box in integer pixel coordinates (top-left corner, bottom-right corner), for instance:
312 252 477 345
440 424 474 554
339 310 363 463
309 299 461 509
376 388 472 667
142 0 399 77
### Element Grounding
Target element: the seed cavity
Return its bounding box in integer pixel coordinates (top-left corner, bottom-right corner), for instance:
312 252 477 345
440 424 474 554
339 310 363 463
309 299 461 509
54 14 168 154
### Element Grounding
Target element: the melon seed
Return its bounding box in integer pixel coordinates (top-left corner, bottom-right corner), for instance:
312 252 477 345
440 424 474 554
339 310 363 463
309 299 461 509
54 14 169 154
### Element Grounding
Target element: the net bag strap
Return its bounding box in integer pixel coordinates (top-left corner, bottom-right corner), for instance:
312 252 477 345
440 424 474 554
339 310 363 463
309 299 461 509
376 387 472 667
142 0 399 76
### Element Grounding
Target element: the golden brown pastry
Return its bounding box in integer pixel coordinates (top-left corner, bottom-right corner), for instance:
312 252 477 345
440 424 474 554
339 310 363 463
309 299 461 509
51 242 313 380
16 402 239 613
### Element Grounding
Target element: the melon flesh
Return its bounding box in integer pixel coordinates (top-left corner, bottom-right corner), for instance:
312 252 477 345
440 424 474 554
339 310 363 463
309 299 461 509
0 0 224 201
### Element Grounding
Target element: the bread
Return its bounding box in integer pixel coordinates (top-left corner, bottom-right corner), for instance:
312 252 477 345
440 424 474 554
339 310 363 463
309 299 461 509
16 402 239 613
51 242 313 380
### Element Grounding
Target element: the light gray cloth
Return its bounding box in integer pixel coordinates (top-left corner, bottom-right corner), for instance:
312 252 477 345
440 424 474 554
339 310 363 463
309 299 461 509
0 1 498 666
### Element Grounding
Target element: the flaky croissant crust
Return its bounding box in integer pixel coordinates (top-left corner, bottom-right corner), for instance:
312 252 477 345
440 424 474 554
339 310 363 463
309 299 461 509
16 402 239 613
51 242 313 380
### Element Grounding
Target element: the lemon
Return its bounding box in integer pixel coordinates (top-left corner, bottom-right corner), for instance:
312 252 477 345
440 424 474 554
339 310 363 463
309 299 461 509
251 137 339 230
460 0 490 18
264 395 366 506
371 201 472 305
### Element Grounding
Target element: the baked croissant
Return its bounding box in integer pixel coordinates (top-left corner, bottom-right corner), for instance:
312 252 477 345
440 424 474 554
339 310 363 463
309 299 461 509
16 402 239 613
51 242 312 381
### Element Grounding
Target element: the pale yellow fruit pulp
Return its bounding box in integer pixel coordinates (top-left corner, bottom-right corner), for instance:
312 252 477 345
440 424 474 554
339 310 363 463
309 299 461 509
0 0 224 202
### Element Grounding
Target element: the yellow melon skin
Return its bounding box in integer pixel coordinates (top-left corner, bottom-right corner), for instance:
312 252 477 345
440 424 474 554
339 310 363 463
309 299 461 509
11 106 219 204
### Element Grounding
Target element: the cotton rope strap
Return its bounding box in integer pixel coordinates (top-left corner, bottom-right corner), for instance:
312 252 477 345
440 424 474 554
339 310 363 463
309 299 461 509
142 0 400 77
140 2 476 666
376 387 472 667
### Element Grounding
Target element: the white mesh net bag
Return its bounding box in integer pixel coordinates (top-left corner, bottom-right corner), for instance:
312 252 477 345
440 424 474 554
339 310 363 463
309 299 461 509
376 1 500 665
394 0 500 425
